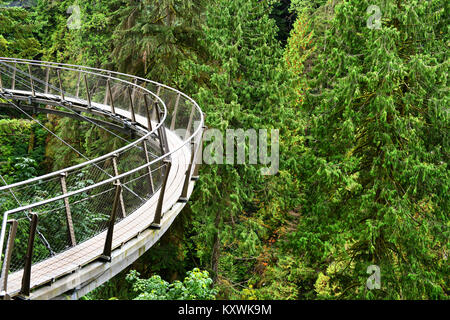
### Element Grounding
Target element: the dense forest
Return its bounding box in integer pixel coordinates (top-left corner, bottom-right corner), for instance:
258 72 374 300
0 0 448 300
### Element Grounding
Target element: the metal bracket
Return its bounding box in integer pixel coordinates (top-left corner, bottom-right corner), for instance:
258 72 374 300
98 255 112 262
149 223 161 230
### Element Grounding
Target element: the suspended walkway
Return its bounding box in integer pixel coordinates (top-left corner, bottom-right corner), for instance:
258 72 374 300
0 58 204 300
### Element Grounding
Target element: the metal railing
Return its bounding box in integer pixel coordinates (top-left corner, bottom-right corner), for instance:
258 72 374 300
0 58 204 299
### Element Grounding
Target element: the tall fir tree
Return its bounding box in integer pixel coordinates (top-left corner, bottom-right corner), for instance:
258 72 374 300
110 0 206 85
290 0 449 299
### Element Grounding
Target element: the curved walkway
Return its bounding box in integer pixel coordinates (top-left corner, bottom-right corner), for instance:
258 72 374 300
0 58 204 300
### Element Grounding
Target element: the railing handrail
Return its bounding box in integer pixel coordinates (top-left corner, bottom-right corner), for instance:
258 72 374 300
0 57 198 112
0 58 168 192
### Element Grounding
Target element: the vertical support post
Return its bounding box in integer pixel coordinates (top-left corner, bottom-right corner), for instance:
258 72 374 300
0 66 4 93
112 154 126 218
100 182 122 261
191 126 205 181
44 67 50 94
1 220 18 300
179 140 197 203
144 94 153 132
75 70 81 98
151 86 161 121
27 64 35 97
19 213 38 298
131 78 138 105
150 159 172 229
155 102 168 155
184 103 196 141
106 78 116 115
103 85 108 105
142 140 155 194
57 69 65 101
104 74 110 106
11 62 16 90
84 73 92 109
127 85 136 123
170 93 181 131
60 172 76 247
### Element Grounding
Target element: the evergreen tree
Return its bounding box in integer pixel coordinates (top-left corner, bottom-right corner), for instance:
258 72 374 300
110 0 206 85
181 0 304 298
291 0 449 299
0 2 40 58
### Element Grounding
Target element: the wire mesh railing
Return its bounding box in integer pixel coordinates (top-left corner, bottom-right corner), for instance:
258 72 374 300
0 58 204 299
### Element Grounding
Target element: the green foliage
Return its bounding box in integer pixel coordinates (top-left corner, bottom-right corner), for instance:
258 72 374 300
44 116 127 172
69 0 121 67
0 118 46 181
288 0 449 299
178 0 306 299
0 118 114 271
126 268 217 300
32 0 74 61
11 156 38 181
32 0 118 66
0 4 40 58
